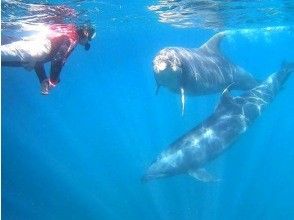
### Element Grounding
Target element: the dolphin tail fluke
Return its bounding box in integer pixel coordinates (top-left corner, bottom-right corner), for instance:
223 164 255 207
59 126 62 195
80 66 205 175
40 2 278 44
277 61 294 86
232 67 261 90
281 61 294 74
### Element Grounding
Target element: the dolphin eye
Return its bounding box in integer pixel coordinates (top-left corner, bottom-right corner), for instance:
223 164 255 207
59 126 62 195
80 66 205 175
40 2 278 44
174 57 181 66
172 65 179 71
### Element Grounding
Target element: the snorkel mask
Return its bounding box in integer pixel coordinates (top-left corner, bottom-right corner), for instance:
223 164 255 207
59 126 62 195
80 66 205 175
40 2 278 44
78 24 96 51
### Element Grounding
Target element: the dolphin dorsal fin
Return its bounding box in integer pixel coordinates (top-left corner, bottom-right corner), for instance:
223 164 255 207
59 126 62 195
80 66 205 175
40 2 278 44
200 31 227 54
215 83 236 112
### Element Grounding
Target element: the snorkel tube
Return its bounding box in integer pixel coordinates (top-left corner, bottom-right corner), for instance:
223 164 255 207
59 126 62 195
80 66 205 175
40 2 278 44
78 24 96 51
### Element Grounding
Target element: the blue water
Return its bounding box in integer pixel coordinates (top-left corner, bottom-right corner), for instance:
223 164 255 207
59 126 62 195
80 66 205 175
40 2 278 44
2 1 294 219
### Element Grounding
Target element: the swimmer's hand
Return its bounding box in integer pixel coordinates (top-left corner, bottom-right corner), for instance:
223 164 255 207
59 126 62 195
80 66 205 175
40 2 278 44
41 79 56 95
41 79 50 95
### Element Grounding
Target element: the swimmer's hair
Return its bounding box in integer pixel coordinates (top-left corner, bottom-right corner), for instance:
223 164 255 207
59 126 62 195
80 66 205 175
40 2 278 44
77 24 96 41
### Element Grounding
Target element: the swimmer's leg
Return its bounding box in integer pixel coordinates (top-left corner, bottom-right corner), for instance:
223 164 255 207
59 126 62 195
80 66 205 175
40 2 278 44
1 39 51 69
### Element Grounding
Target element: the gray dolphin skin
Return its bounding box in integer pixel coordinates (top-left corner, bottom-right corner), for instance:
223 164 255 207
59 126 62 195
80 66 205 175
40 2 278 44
143 62 294 182
153 32 259 114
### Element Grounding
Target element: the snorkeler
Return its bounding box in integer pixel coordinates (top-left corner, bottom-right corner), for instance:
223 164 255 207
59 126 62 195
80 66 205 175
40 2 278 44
1 23 96 95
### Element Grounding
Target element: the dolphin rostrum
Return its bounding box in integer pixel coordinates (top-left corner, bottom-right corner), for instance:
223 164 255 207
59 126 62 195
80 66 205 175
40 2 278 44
143 62 293 182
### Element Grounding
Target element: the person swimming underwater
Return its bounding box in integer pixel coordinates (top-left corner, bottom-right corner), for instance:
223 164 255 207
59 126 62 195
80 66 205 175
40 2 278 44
1 23 96 95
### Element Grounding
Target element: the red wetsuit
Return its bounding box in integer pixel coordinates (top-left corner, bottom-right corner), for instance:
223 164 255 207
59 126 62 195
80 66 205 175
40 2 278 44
35 24 79 85
47 24 79 62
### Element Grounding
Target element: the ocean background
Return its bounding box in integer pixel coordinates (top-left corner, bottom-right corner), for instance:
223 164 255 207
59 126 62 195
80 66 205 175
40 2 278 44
2 1 294 219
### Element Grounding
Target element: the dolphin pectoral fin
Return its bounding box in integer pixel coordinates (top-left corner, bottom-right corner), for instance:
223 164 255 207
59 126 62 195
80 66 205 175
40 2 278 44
223 82 235 93
180 87 185 116
155 84 160 95
221 83 235 103
188 168 219 182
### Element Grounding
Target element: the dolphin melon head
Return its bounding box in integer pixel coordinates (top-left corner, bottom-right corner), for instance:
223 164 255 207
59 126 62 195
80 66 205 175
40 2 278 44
153 48 183 92
141 156 175 182
142 149 186 182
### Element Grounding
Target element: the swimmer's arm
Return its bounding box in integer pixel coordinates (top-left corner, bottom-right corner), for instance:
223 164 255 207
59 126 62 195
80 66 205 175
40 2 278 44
34 62 47 83
49 38 71 84
50 60 63 84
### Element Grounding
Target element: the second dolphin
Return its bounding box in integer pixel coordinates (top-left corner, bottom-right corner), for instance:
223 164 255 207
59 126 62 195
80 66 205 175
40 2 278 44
143 62 293 182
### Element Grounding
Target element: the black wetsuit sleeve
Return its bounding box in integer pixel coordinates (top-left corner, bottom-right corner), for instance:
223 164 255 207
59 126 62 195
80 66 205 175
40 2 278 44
49 38 72 84
34 62 47 83
50 60 63 84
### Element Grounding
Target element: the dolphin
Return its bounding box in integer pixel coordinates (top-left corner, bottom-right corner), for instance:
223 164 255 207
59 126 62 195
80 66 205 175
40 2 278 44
143 62 294 182
153 32 259 115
